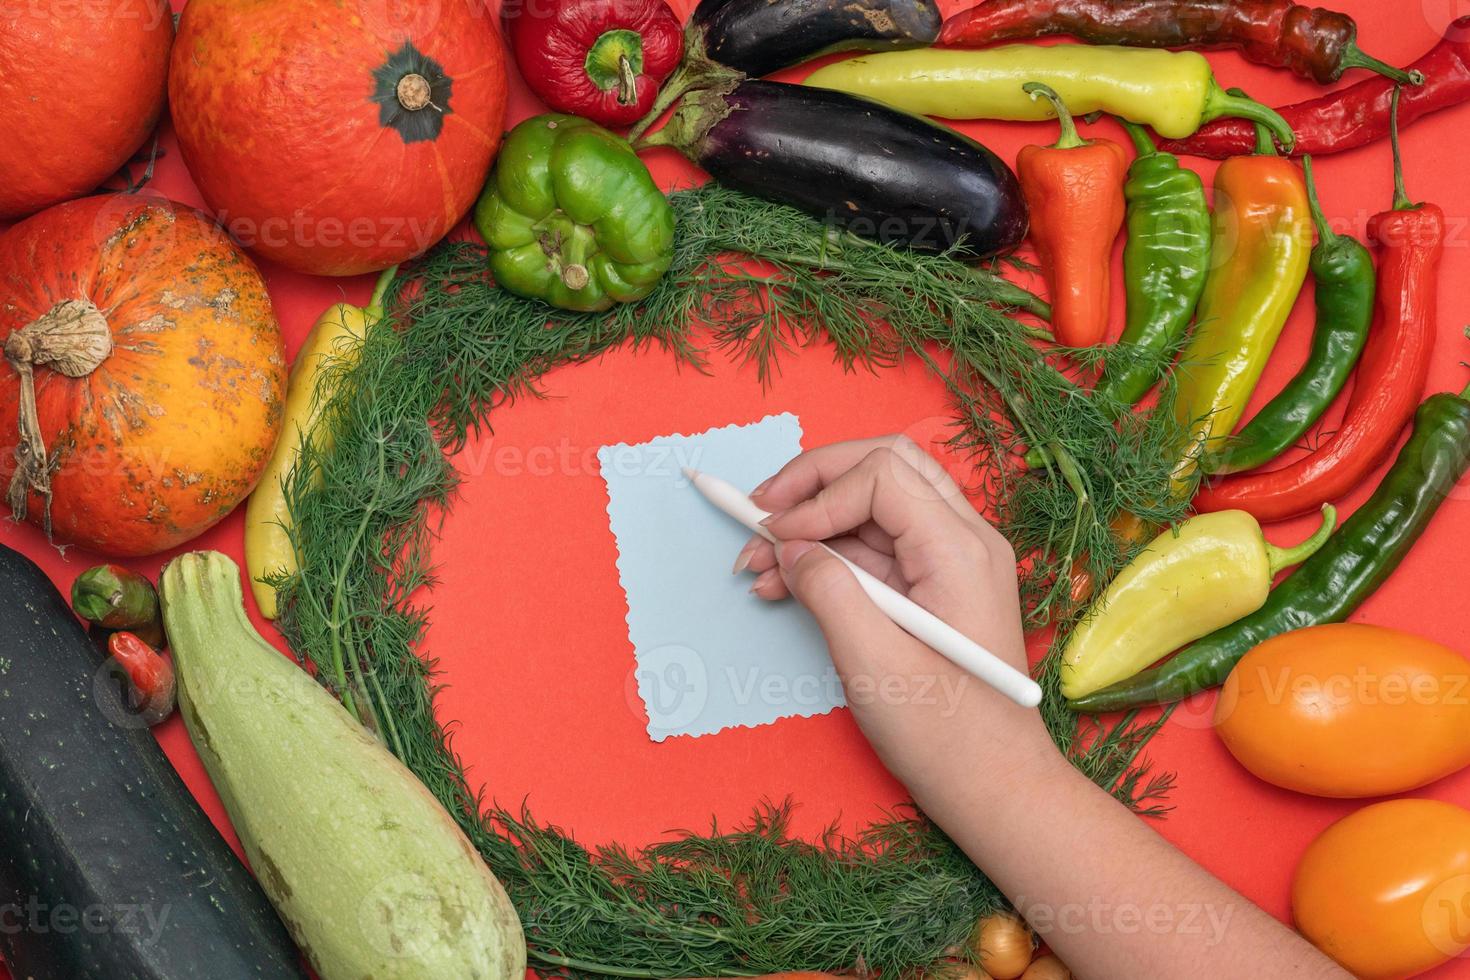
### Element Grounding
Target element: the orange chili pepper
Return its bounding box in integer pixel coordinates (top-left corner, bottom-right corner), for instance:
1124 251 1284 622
1016 82 1127 347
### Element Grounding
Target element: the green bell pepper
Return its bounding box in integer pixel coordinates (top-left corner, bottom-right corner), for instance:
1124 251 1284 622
474 114 675 312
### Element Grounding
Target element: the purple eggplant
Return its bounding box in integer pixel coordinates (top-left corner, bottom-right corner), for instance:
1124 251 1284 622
640 80 1028 260
628 0 942 141
691 0 942 79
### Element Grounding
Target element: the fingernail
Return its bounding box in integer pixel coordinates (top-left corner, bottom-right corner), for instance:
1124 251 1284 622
750 477 773 497
731 538 759 575
749 567 780 595
758 513 777 526
774 540 816 569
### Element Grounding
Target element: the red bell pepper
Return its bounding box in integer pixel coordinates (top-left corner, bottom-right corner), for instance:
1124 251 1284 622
503 0 684 129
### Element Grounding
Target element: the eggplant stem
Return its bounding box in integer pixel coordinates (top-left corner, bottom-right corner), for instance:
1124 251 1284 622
626 33 738 143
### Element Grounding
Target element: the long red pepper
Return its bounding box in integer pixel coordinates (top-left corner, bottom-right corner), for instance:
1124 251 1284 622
1162 16 1470 158
940 0 1420 84
1194 90 1445 523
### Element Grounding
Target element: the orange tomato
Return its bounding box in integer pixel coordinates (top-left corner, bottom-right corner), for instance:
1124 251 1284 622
1215 624 1470 797
1293 799 1470 979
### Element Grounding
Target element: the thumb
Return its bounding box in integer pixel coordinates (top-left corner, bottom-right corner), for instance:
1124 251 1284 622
776 540 908 668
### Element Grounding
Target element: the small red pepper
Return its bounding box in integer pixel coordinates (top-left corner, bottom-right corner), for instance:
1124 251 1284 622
941 0 1420 85
502 0 684 129
1195 90 1445 523
108 630 176 727
1016 83 1127 348
1161 16 1470 159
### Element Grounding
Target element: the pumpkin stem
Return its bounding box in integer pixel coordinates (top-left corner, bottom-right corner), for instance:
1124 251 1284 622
5 299 113 540
396 73 433 112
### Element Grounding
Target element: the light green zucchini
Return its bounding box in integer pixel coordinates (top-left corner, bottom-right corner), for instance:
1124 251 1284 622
159 551 525 980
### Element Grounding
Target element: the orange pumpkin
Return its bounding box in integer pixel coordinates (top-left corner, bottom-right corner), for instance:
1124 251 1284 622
0 195 286 556
1215 624 1470 797
169 0 509 276
1293 799 1470 979
0 0 173 220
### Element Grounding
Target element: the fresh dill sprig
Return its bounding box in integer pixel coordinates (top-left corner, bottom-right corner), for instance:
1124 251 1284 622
274 184 1189 979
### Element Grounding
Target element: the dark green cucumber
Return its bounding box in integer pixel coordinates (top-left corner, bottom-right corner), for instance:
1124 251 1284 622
0 544 305 979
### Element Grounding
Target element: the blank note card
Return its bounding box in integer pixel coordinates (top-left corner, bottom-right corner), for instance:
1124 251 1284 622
599 415 844 741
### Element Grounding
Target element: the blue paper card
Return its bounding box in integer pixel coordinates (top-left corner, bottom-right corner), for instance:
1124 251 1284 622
599 414 844 741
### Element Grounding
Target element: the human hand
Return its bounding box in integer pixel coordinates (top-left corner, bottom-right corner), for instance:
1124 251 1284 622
734 435 1056 809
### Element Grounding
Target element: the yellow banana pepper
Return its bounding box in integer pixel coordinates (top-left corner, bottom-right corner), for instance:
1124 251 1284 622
802 45 1295 145
244 266 396 619
1173 148 1312 479
1060 506 1336 700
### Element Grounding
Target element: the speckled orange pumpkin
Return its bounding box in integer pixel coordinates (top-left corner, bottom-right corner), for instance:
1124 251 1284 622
0 195 286 556
169 0 509 276
0 0 173 221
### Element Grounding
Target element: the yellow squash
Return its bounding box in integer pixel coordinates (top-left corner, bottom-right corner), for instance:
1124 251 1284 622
1060 507 1335 700
244 266 394 618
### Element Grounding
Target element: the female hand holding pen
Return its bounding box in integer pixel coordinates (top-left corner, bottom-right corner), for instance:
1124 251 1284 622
733 434 1346 980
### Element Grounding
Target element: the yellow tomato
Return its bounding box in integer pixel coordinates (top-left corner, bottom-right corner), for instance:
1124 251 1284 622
1215 624 1470 797
1293 799 1470 979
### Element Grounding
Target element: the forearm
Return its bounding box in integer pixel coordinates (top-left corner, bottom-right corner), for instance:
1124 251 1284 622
916 744 1348 980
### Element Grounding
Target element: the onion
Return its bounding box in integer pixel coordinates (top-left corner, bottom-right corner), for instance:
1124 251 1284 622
968 913 1034 980
1021 954 1073 980
949 965 990 980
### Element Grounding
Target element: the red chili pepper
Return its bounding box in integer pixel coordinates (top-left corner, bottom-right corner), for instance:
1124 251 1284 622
502 0 684 129
1161 17 1470 158
940 0 1420 85
1194 91 1445 523
107 630 176 727
1016 83 1127 348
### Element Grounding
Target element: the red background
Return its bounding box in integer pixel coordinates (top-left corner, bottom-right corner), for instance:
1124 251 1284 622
4 0 1470 976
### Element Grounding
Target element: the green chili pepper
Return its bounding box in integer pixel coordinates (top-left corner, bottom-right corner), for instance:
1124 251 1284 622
1095 120 1211 408
474 113 675 313
1204 156 1376 474
1070 382 1470 713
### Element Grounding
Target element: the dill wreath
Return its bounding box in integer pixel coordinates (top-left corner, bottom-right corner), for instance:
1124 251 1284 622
269 185 1191 979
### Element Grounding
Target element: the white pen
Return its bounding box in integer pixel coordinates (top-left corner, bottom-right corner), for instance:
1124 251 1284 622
683 467 1044 709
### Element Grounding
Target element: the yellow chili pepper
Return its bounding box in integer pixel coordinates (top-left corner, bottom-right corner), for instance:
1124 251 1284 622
1173 144 1312 477
243 266 395 619
1060 506 1336 700
801 45 1295 145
